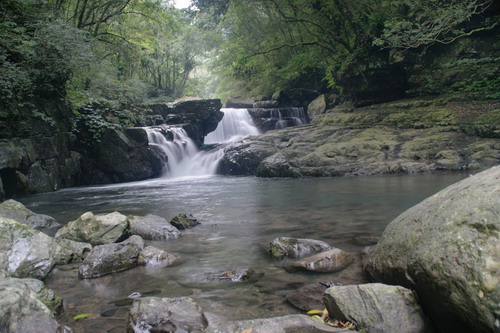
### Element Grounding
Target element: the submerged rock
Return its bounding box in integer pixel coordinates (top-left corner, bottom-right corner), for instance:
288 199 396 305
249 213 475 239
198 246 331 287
210 314 346 333
78 235 145 279
365 166 500 333
285 248 353 273
286 283 328 311
0 278 70 333
129 214 181 240
127 296 208 333
205 268 260 282
0 199 60 231
170 213 200 230
55 211 130 245
138 246 181 267
268 237 332 259
0 217 62 279
323 283 430 333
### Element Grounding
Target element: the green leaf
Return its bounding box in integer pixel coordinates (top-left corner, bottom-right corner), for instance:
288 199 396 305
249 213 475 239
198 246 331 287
73 313 92 320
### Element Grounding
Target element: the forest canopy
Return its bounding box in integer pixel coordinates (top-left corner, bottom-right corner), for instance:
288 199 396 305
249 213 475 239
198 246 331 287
0 0 497 109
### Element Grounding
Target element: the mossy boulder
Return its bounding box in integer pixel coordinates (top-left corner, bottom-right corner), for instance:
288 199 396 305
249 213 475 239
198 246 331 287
285 248 353 273
365 166 500 333
129 214 181 240
138 246 181 268
170 213 200 230
55 211 130 245
0 199 60 231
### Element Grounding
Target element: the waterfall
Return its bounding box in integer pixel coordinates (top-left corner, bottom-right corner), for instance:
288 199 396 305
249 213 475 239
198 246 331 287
204 108 260 144
271 107 306 129
146 127 222 178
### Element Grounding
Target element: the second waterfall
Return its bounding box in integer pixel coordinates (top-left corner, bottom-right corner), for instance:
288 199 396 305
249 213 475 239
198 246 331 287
146 108 260 178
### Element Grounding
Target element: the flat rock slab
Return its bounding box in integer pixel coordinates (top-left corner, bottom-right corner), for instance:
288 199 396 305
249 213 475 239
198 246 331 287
268 237 332 259
127 296 208 333
78 235 145 279
205 268 260 282
129 214 180 240
285 248 353 273
323 283 431 333
0 199 60 230
55 211 129 245
286 283 328 311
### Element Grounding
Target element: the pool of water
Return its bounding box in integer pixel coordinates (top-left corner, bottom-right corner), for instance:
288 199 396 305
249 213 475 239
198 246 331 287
17 173 465 332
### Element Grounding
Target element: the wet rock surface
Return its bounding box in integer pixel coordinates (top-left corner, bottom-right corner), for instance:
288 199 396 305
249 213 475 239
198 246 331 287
285 248 354 273
55 211 130 245
138 245 181 268
268 237 332 259
366 166 500 333
78 235 145 279
129 214 181 240
323 283 431 333
170 213 200 230
205 268 260 282
286 283 328 311
127 296 208 333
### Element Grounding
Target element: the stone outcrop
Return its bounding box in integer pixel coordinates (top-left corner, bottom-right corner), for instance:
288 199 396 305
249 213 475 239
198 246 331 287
0 278 70 333
268 237 332 259
286 283 328 311
78 235 145 279
170 213 200 230
129 214 181 240
55 211 130 246
365 166 500 333
0 199 60 230
127 297 208 333
219 98 499 177
55 239 92 264
323 283 431 333
285 248 354 273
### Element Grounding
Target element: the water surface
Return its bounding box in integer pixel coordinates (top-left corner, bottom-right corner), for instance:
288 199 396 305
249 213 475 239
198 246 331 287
18 173 465 332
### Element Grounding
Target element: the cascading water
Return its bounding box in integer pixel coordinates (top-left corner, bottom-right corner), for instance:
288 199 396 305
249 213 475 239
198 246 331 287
204 108 260 144
272 107 307 129
145 108 260 178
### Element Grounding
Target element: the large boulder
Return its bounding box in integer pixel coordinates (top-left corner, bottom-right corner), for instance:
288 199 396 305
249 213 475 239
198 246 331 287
0 217 62 279
55 238 92 264
365 166 500 333
78 235 145 279
268 237 332 259
323 283 431 333
0 199 60 230
127 296 208 333
285 248 354 273
0 278 70 333
307 94 327 121
129 214 181 240
55 211 129 245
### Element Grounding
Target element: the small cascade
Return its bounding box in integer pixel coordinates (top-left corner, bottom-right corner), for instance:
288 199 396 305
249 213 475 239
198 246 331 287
204 108 260 144
272 107 307 129
145 126 222 178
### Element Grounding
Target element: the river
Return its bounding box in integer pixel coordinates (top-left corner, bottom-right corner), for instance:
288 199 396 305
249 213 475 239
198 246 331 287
16 172 465 332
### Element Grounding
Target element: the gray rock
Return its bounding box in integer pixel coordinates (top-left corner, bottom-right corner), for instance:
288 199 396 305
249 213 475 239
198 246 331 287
129 214 181 240
55 211 129 245
365 166 500 333
17 278 64 315
286 283 328 311
323 283 431 333
205 268 259 282
138 246 181 267
360 246 375 272
268 237 332 259
0 278 71 333
78 235 145 279
208 314 349 333
0 217 62 279
257 152 301 177
55 238 92 264
226 96 255 108
253 100 279 108
127 296 208 333
286 248 353 273
308 95 327 121
0 199 60 230
170 213 200 230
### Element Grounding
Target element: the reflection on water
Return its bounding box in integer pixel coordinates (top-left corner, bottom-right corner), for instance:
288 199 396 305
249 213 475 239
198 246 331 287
18 173 465 332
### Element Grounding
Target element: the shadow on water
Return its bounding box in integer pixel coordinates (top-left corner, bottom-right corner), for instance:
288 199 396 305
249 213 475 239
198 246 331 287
17 173 466 332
